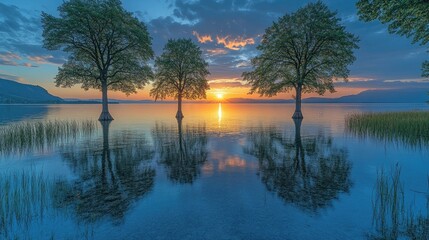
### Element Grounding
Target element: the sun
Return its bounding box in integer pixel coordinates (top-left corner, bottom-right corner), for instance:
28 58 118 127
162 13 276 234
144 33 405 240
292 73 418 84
216 93 224 99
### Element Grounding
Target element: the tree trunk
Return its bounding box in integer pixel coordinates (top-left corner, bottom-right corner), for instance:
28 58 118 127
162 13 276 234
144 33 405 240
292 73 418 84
99 81 114 121
292 85 303 119
176 94 184 119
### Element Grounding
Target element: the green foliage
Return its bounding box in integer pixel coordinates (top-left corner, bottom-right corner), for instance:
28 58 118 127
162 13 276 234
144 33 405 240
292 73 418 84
345 111 429 147
423 60 429 78
356 0 429 78
150 39 210 100
42 0 153 94
243 1 359 97
356 0 429 45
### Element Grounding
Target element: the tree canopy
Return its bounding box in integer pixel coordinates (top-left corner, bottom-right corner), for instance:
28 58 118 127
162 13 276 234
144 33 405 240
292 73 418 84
42 0 154 120
150 39 210 101
356 0 429 77
243 1 359 118
151 38 210 118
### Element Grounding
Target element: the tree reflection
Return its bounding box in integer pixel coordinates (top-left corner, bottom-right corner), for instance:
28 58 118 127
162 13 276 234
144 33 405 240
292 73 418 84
246 119 352 213
54 121 155 222
152 118 208 184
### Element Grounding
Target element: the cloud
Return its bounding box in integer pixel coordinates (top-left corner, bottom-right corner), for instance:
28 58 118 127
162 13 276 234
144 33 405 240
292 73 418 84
234 61 251 68
383 78 429 83
208 78 249 88
345 77 375 82
27 55 64 65
0 71 26 83
334 77 429 89
206 48 228 55
192 31 213 43
216 35 255 50
0 51 38 67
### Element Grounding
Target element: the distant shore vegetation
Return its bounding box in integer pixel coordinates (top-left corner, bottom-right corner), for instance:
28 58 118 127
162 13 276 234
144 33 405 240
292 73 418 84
346 111 429 147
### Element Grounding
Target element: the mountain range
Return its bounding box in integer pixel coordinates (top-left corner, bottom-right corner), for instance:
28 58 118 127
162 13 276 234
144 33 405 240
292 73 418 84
227 88 428 103
0 78 63 103
0 78 427 104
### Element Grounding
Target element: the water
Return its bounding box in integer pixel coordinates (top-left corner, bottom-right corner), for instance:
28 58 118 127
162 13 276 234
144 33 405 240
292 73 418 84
0 103 428 239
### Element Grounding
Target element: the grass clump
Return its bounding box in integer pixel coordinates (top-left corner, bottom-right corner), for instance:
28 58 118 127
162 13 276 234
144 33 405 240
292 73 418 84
370 166 429 239
0 171 51 239
0 119 97 155
346 111 429 147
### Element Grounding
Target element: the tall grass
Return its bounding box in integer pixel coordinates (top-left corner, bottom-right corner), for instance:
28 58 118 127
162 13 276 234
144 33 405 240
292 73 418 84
346 111 429 147
371 167 404 239
0 171 51 239
0 120 97 155
371 166 429 239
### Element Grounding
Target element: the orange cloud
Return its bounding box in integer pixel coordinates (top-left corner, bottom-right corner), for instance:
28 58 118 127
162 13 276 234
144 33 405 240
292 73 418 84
206 48 228 55
192 31 213 43
216 35 255 50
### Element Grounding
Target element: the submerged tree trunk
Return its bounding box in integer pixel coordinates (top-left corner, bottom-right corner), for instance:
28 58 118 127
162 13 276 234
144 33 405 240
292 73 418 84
176 94 184 119
292 85 303 119
99 81 114 121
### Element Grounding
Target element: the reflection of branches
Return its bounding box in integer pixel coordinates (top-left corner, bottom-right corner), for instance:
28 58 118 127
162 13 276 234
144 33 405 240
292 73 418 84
152 119 208 184
246 119 352 213
54 121 155 223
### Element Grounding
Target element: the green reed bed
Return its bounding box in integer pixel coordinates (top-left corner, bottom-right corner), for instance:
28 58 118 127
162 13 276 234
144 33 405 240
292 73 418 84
345 111 429 147
0 120 98 155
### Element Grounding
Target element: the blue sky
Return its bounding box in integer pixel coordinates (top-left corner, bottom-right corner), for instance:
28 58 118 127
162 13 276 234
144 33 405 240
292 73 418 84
0 0 428 100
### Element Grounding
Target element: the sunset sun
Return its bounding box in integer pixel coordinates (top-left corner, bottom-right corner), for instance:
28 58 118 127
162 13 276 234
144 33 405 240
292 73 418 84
216 93 224 99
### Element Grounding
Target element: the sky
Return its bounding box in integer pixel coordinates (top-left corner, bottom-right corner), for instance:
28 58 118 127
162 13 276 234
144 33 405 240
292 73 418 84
0 0 428 101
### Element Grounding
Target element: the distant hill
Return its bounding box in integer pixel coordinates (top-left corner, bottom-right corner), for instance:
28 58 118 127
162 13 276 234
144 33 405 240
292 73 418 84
0 79 63 103
227 88 429 103
303 88 428 103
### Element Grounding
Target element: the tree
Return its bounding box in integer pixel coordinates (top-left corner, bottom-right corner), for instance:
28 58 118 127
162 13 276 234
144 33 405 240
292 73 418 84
150 39 210 119
42 0 153 121
243 1 359 119
356 0 429 78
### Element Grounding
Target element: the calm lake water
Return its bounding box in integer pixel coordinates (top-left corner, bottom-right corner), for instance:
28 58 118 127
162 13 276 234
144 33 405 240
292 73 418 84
0 103 428 240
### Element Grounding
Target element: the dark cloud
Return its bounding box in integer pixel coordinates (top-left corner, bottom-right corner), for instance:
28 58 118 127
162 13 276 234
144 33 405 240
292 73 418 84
145 0 427 82
0 3 66 66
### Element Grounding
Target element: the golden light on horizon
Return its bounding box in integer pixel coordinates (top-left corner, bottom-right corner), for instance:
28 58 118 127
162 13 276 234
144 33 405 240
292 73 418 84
216 93 224 99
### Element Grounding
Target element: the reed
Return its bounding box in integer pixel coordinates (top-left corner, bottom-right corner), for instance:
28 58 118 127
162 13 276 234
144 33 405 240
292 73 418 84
0 171 51 239
0 119 98 155
371 167 429 239
345 111 429 147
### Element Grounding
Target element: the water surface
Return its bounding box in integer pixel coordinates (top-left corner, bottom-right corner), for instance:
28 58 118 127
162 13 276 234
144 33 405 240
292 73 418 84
0 103 428 239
